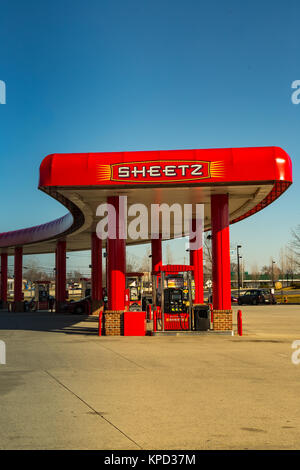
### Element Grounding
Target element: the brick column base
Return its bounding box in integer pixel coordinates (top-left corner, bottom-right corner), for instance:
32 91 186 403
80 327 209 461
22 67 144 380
91 300 103 316
103 311 124 336
213 310 232 331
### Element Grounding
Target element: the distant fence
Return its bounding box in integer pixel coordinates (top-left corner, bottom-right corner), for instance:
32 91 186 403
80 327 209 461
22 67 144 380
230 279 300 288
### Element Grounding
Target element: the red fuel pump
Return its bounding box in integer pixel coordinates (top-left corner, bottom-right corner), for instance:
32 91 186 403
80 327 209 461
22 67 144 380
125 272 144 311
152 265 194 331
30 280 51 311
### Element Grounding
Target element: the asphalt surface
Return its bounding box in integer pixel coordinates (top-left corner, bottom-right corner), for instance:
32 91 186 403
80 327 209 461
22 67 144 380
0 306 300 450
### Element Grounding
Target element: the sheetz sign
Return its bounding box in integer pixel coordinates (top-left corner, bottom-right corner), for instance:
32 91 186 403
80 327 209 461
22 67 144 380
97 160 224 183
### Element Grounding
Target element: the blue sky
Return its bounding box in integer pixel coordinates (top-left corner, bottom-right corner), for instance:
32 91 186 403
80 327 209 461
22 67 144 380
0 0 299 274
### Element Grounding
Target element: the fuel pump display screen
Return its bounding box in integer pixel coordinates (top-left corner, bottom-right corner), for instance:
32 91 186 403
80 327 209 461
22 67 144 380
164 288 187 313
39 290 48 302
170 293 181 301
130 287 139 301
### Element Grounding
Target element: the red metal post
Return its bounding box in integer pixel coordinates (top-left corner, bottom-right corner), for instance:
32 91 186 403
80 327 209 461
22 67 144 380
153 309 157 332
1 253 8 304
91 232 102 301
14 247 23 303
237 309 242 336
107 196 126 311
98 311 103 336
211 194 231 311
147 303 152 321
189 219 204 303
55 240 66 311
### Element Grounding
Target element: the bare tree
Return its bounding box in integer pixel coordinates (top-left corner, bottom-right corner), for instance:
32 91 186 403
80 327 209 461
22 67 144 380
24 260 51 282
290 225 300 269
278 247 287 277
138 248 151 272
126 254 140 272
250 263 260 284
286 246 297 273
165 243 173 265
230 261 238 284
67 270 84 282
261 265 271 277
267 257 280 282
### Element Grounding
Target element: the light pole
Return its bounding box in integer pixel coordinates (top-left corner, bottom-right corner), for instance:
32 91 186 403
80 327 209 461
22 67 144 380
237 245 242 297
240 255 243 289
271 260 276 287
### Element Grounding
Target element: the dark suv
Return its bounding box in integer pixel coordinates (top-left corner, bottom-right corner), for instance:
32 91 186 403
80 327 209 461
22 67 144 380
238 289 276 305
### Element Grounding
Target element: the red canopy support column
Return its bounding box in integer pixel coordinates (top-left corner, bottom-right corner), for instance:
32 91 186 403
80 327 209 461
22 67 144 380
91 232 103 315
151 237 162 272
189 219 204 304
1 253 8 307
105 243 108 295
151 236 162 307
14 247 23 311
55 240 66 313
107 196 126 313
211 194 232 331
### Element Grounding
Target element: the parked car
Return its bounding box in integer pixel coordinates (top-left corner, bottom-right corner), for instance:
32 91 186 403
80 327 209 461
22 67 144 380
238 289 276 305
208 294 238 304
63 295 92 314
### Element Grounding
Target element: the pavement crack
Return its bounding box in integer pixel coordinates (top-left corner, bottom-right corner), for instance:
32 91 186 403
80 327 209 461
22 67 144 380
97 344 146 370
44 370 142 449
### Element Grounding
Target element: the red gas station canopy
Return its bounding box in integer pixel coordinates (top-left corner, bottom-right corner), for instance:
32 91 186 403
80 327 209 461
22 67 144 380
0 146 293 255
39 146 292 187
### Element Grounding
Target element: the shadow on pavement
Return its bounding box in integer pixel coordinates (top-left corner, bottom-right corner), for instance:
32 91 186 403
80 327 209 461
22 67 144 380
0 310 99 336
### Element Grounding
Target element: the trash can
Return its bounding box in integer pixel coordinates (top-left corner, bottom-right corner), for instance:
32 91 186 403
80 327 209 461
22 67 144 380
193 304 210 331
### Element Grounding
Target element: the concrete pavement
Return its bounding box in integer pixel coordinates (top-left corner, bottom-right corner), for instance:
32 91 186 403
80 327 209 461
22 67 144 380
0 306 300 449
